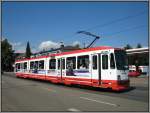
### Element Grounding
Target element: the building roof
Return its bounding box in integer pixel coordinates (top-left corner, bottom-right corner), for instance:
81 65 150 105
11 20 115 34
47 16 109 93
126 47 149 54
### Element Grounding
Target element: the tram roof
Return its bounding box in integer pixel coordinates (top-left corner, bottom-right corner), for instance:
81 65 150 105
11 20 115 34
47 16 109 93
15 46 119 62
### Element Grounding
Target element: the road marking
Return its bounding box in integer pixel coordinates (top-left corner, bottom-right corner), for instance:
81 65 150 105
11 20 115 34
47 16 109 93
43 87 57 92
68 108 80 112
47 88 57 92
80 97 118 107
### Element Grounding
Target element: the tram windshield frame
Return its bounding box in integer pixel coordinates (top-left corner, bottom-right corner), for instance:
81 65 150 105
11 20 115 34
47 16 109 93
114 50 128 70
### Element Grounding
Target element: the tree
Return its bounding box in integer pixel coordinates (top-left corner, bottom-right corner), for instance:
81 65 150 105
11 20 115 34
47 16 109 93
124 44 132 50
25 41 32 58
1 39 15 72
136 43 142 48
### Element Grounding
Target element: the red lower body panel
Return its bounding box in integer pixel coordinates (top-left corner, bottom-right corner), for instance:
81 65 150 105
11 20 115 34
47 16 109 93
15 72 130 91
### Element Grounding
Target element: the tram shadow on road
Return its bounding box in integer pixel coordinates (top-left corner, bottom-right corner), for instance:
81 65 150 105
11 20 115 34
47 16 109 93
66 84 136 93
15 76 136 93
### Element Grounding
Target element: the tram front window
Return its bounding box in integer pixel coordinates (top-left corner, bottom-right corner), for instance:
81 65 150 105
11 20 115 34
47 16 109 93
115 50 128 70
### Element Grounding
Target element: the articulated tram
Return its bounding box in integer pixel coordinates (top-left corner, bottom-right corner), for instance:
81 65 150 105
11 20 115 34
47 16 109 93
15 46 130 91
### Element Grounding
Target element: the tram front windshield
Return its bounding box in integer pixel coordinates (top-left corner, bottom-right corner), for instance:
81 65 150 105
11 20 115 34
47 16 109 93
115 50 128 70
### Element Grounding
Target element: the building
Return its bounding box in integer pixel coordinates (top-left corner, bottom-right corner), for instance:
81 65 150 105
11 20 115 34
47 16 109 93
126 47 149 66
126 47 149 74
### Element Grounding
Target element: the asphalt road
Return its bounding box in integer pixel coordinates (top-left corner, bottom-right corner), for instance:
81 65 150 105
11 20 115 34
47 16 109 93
1 72 149 112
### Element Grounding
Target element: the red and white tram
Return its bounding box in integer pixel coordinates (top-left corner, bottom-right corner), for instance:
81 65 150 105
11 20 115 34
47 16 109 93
15 46 130 91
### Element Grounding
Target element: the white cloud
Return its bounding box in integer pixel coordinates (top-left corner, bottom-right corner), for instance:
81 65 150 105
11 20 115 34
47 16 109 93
15 46 26 53
11 42 22 47
39 40 60 51
31 47 38 53
14 44 38 53
10 41 26 53
72 41 80 46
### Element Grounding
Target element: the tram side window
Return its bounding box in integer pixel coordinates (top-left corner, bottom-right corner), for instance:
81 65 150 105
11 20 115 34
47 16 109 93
92 55 97 69
34 61 39 69
20 63 24 69
62 59 65 69
39 60 44 69
18 63 20 69
110 53 115 69
58 59 61 69
15 63 20 72
102 55 108 69
24 62 27 69
15 64 17 72
30 61 34 69
49 59 56 69
66 57 76 69
77 55 89 69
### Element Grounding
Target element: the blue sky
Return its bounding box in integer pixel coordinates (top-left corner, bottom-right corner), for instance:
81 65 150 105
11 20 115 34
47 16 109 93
2 1 148 53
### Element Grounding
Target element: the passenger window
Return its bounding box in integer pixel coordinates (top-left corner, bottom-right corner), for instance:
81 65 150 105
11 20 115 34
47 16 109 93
77 55 89 69
16 63 20 71
30 61 34 69
18 63 20 70
24 62 27 69
39 60 44 69
15 64 17 72
34 61 38 69
62 59 65 69
21 63 24 69
92 55 97 69
58 59 61 69
102 55 108 69
110 53 115 69
49 59 56 69
66 57 76 69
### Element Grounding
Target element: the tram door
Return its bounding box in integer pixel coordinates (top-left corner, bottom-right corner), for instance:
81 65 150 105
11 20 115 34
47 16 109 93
101 53 109 81
57 58 65 82
91 54 101 85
